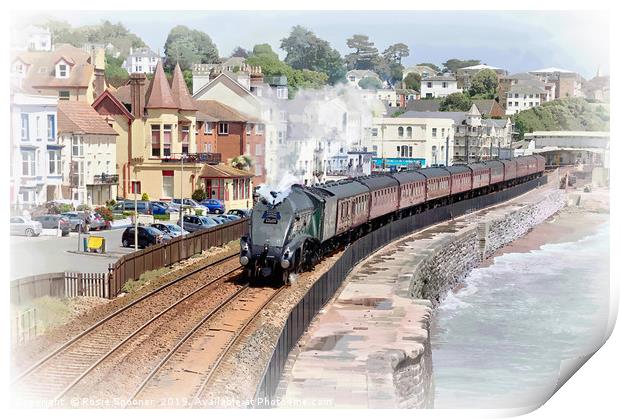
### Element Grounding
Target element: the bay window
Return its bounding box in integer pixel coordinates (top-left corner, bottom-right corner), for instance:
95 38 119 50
181 125 189 155
21 151 36 176
151 125 161 157
163 124 172 157
21 114 29 141
48 150 61 175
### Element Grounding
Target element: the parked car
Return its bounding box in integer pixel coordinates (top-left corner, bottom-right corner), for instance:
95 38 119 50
219 214 241 222
151 222 189 238
88 213 107 231
121 226 164 248
152 201 179 213
206 215 229 224
172 198 209 213
227 208 251 218
110 200 154 215
201 199 225 214
10 216 43 237
177 214 218 233
61 212 87 232
32 215 71 236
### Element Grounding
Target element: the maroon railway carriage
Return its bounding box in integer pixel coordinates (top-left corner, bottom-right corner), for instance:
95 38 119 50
320 180 370 236
418 167 451 202
469 162 491 189
516 156 538 178
357 175 400 220
390 171 427 210
483 160 505 185
533 155 546 173
445 165 473 195
502 159 517 181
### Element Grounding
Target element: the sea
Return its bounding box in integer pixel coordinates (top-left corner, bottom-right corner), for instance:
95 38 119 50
430 221 610 409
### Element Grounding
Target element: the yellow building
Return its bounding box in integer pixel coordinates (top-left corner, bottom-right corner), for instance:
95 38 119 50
93 62 253 207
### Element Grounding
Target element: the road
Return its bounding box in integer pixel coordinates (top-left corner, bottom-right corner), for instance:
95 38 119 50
10 228 136 280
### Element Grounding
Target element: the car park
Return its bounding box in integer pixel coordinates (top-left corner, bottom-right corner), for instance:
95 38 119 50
201 199 225 214
10 216 43 237
121 226 165 248
61 212 87 232
177 214 218 232
32 215 71 236
151 222 188 238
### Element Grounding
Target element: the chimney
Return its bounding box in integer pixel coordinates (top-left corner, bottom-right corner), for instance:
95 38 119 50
93 68 105 99
129 72 147 118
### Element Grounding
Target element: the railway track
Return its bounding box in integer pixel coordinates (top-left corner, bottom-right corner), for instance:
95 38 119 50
11 254 241 406
128 284 285 408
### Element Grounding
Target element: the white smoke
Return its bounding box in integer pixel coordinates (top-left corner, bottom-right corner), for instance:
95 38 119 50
256 172 301 206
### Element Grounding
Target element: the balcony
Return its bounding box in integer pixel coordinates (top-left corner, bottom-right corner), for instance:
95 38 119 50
92 174 119 185
161 153 221 164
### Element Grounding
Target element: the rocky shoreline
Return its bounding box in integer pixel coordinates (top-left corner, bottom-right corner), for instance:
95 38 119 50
278 178 572 408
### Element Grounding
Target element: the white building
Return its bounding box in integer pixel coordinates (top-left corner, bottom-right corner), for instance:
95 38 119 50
12 25 52 51
505 82 546 115
122 47 160 74
368 114 456 170
421 75 462 98
57 101 118 205
10 90 60 210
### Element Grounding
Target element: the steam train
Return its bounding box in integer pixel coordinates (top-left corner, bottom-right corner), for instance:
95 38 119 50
240 155 546 284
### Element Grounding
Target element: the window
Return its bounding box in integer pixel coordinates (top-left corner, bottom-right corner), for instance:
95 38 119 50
136 57 142 63
47 115 55 140
59 91 70 100
36 116 41 139
427 82 432 88
256 124 264 135
255 144 263 156
21 151 35 176
246 123 252 134
406 127 412 138
508 93 512 98
398 127 404 137
218 122 229 135
508 101 513 106
276 86 287 99
514 101 519 107
371 128 378 137
48 150 61 175
162 171 174 198
21 114 29 140
181 126 189 155
432 128 437 138
136 65 142 72
58 64 67 78
204 122 213 134
277 130 285 144
442 82 447 88
514 93 519 98
163 125 172 157
72 136 84 156
151 125 161 157
425 93 433 98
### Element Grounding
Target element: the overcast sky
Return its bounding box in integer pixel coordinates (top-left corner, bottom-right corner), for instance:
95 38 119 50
14 10 609 78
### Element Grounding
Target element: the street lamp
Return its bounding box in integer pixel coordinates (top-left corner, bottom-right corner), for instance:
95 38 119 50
445 136 450 167
180 153 186 236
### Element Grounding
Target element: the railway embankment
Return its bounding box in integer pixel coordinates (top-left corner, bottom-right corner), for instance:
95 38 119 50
278 178 567 408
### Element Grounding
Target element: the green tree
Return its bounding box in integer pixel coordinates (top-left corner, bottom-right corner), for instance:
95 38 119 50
345 34 380 71
358 77 383 90
439 92 472 111
231 46 249 58
191 189 206 201
104 53 129 87
469 69 499 98
280 26 346 85
231 155 253 171
383 43 410 65
442 58 481 73
416 62 442 73
404 72 421 91
163 25 219 71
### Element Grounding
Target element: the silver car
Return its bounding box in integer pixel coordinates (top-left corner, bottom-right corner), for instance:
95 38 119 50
10 216 42 237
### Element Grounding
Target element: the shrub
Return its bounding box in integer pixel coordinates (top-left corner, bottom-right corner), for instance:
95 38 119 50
95 206 113 221
141 192 150 201
47 202 73 214
154 214 170 220
192 188 206 201
195 209 203 216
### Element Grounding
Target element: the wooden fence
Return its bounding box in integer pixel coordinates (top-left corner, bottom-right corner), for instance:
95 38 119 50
10 219 249 305
12 308 37 347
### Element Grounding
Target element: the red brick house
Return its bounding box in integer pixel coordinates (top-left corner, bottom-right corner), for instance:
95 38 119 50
194 100 265 184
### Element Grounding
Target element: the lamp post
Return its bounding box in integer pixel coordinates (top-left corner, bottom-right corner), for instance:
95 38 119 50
180 153 185 236
445 136 449 167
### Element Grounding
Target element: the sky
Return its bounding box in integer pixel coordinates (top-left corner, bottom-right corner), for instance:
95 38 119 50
12 10 610 79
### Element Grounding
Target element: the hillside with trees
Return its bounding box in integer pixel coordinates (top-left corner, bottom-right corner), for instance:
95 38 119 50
513 98 609 139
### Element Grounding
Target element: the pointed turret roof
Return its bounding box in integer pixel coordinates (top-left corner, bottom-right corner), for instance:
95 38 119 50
146 61 178 110
466 103 481 116
171 63 197 111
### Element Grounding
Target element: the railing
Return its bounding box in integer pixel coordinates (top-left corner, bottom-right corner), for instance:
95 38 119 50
108 218 248 297
160 153 221 164
10 219 249 304
92 174 119 184
254 175 548 405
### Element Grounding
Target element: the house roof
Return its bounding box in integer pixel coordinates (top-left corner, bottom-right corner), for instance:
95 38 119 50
404 99 442 112
145 61 178 109
422 74 457 81
12 44 94 89
500 72 538 81
398 111 467 124
199 163 253 179
194 100 257 122
170 63 197 111
507 81 546 95
57 101 118 136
